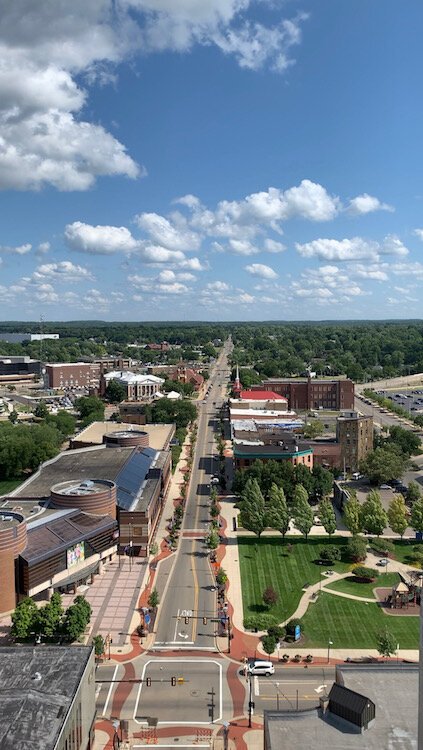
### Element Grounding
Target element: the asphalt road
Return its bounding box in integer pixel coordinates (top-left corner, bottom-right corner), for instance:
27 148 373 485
248 665 336 715
154 343 232 650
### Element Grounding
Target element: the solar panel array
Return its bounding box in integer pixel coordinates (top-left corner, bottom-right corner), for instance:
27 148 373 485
115 447 157 510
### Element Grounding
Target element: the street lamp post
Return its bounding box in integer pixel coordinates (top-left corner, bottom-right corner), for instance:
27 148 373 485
222 721 229 750
327 639 333 664
248 674 253 728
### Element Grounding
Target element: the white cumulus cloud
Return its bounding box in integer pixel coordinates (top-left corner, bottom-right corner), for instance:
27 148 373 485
65 222 139 255
245 263 278 279
296 235 408 262
347 193 394 215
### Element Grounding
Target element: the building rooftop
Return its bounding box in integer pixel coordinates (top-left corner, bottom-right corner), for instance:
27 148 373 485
103 370 164 385
12 445 134 500
239 390 287 401
264 664 418 750
0 645 93 750
71 421 174 450
21 509 117 564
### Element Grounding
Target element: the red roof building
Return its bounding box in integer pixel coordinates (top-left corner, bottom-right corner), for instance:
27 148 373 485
240 390 287 402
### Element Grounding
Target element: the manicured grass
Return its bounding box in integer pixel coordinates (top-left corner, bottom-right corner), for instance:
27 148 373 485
300 592 419 648
392 539 423 566
325 572 400 599
0 477 22 496
238 536 351 623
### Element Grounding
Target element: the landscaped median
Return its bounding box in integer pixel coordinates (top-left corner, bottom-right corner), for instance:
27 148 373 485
238 535 420 651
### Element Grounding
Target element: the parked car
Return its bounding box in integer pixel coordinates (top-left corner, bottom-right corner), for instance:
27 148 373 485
380 484 391 490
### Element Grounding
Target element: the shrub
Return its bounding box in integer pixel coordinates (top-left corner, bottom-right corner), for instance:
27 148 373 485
320 545 341 564
352 565 379 581
268 624 285 640
370 538 395 555
286 618 302 636
216 568 228 586
243 614 277 631
346 536 368 562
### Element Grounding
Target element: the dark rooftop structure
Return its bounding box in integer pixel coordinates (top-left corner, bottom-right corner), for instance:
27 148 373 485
0 645 94 750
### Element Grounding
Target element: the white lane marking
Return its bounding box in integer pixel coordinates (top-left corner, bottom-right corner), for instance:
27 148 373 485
173 608 180 642
102 663 118 716
133 659 222 725
152 645 214 651
254 676 259 696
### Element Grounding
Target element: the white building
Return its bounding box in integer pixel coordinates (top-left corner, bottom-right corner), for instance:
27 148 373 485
103 370 164 401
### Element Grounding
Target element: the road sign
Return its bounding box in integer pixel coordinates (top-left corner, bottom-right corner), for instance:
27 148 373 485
144 613 151 626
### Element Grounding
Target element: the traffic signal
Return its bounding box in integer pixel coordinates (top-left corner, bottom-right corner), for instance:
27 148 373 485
171 676 176 686
203 617 207 625
184 616 189 624
146 677 152 687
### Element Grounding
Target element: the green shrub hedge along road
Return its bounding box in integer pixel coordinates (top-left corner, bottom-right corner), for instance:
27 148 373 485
325 572 400 599
238 536 351 624
300 592 419 649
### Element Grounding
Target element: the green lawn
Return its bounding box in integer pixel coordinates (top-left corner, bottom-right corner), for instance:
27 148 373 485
238 536 351 623
392 539 423 566
300 592 419 648
0 478 22 496
325 572 400 599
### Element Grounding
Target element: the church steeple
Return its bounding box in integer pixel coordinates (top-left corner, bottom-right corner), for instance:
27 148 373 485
233 364 242 396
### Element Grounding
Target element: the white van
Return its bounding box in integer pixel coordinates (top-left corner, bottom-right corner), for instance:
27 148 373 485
247 660 275 676
352 472 361 480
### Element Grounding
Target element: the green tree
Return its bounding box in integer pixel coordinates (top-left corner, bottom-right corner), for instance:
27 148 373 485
303 420 324 439
206 527 219 550
93 634 105 658
311 464 333 501
34 401 49 419
239 478 267 537
261 634 277 656
346 536 367 562
36 592 63 638
318 498 337 536
410 497 423 534
8 410 18 424
376 629 397 658
343 492 362 536
320 545 341 564
360 446 409 485
75 396 105 420
292 484 313 540
11 598 38 640
148 589 159 608
266 483 290 539
216 568 228 586
388 426 421 456
407 481 422 506
359 490 388 536
62 603 90 642
149 541 159 557
387 494 408 538
105 379 127 404
47 410 76 437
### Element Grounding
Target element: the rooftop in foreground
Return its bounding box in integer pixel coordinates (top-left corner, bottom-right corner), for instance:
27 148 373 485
0 646 92 750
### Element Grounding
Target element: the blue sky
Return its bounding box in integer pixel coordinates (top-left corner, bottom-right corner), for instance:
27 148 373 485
0 0 422 321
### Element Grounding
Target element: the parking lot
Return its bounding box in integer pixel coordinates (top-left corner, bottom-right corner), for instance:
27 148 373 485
376 388 423 414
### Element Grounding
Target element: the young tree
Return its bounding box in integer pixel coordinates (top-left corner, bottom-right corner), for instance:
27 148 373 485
318 498 337 536
216 568 228 586
11 598 38 640
407 481 422 506
410 497 423 534
149 541 159 557
387 494 408 538
343 493 362 536
239 478 267 538
148 589 159 608
346 536 368 562
292 484 314 541
262 587 278 608
34 401 49 419
93 634 105 658
36 599 62 639
302 420 324 439
266 483 290 539
62 601 91 642
376 629 397 658
359 490 388 536
206 527 219 550
261 634 277 655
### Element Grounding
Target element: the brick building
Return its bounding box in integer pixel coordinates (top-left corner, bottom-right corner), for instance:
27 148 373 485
44 362 100 390
253 376 354 411
336 410 373 473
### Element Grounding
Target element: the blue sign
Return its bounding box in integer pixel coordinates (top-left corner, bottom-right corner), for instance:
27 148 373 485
294 625 301 641
144 614 151 626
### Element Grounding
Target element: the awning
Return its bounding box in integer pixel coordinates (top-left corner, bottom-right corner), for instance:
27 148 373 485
55 560 99 588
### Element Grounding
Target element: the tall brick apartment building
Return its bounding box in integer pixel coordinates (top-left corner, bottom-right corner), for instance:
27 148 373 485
253 376 354 411
44 362 100 389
